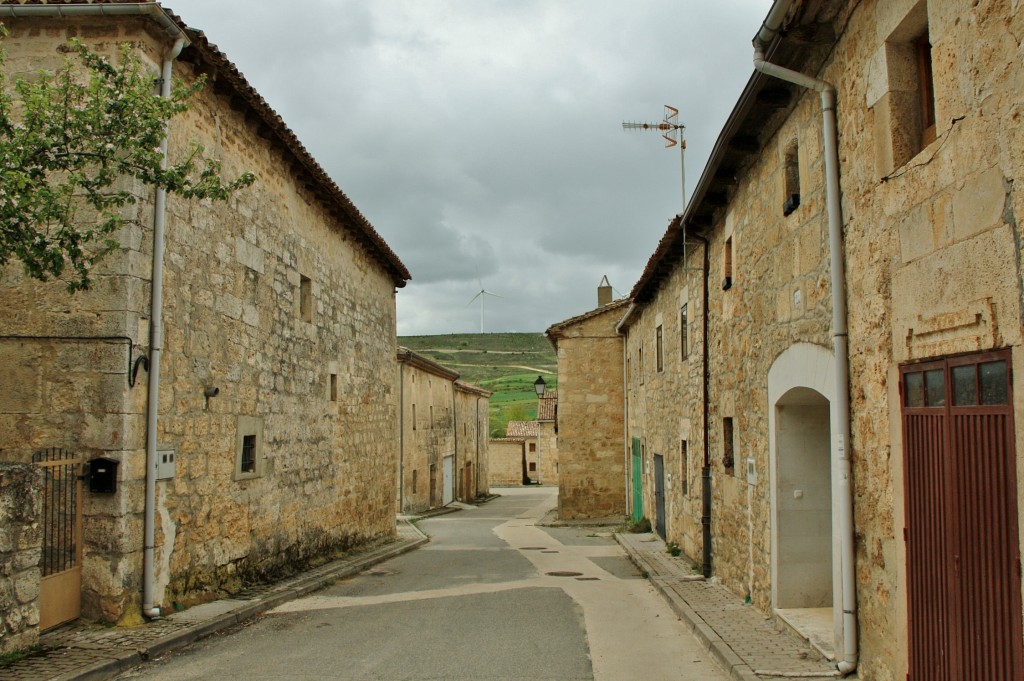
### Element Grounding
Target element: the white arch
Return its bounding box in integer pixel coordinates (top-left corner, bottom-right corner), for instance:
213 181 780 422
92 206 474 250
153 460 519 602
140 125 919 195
767 342 842 657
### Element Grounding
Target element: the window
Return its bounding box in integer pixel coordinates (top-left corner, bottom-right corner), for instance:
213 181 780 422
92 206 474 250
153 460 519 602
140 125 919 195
412 404 417 430
241 435 256 473
639 347 645 385
915 31 936 147
234 416 264 480
529 442 536 453
529 462 537 472
429 405 434 429
329 373 337 401
299 275 312 322
783 139 800 216
681 440 689 496
722 417 735 471
412 469 418 493
876 2 936 174
656 325 664 372
723 237 733 290
680 304 689 360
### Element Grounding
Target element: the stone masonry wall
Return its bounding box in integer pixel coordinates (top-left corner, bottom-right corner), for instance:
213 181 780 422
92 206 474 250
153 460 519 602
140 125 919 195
0 465 43 654
454 387 489 500
399 362 456 513
551 308 626 520
830 1 1024 677
488 440 525 487
0 18 402 622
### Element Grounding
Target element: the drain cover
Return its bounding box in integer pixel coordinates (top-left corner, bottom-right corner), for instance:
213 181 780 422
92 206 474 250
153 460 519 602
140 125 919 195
576 577 600 581
520 547 547 551
546 571 584 577
541 550 559 554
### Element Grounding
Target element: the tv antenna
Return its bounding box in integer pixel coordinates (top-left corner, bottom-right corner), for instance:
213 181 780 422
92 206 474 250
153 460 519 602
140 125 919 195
624 105 700 270
623 105 686 213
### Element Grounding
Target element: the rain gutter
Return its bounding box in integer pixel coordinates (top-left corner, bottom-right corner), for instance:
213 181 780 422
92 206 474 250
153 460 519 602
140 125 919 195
754 1 857 674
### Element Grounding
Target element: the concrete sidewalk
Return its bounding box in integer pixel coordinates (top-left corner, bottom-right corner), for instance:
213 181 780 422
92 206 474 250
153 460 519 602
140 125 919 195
0 520 427 681
616 531 848 681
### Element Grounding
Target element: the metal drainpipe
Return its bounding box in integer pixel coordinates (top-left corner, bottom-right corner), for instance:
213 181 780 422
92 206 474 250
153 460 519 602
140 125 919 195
142 34 187 620
615 305 637 518
691 231 713 579
399 361 405 513
753 2 857 674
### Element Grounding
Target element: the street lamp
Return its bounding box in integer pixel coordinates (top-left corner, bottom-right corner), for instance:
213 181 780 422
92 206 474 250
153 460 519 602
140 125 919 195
534 376 546 484
534 375 547 397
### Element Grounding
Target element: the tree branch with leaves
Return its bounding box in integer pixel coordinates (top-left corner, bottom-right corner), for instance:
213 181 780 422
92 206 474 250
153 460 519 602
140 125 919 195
0 34 255 292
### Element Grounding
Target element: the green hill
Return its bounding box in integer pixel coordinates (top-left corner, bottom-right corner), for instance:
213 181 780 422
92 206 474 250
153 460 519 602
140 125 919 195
397 333 557 438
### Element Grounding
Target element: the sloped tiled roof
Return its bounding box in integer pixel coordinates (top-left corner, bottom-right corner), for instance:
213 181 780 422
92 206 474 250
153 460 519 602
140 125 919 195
546 298 631 347
0 0 412 287
506 421 538 438
396 346 459 381
537 393 557 421
454 380 492 398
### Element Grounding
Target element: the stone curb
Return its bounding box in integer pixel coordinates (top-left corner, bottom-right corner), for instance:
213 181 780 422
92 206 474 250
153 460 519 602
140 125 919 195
617 535 759 681
37 521 429 681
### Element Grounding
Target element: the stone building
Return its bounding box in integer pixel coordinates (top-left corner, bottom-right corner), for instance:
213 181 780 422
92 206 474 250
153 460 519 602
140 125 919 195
487 437 527 487
536 392 559 485
396 348 490 513
0 1 411 627
454 380 492 502
545 286 628 520
568 1 1024 678
505 421 540 483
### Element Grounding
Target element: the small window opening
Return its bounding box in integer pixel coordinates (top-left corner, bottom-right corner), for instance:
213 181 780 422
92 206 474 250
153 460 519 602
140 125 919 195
412 469 418 493
639 347 645 384
722 417 735 471
299 275 312 322
783 139 800 216
241 434 256 473
681 440 689 496
680 303 689 360
330 373 338 401
915 31 936 147
529 442 536 453
529 462 537 472
723 238 733 290
656 325 664 372
412 404 417 430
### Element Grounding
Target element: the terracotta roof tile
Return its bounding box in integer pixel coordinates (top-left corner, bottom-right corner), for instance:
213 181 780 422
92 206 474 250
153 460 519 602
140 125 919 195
505 421 538 438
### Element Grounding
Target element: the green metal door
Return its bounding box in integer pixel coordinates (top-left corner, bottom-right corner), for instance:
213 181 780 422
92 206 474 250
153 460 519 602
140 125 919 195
631 438 643 523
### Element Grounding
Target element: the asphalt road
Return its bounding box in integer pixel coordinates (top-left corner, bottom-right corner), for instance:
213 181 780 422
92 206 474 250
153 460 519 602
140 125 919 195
117 487 729 681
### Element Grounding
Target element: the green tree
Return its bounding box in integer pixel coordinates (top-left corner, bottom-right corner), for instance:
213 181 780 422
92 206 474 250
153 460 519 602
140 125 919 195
0 36 255 292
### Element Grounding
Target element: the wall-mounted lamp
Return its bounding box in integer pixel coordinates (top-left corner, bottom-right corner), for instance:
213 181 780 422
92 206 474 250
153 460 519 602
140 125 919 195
534 375 547 398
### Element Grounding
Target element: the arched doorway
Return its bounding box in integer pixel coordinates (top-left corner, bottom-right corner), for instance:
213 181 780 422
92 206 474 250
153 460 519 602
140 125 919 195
775 387 832 608
768 343 840 659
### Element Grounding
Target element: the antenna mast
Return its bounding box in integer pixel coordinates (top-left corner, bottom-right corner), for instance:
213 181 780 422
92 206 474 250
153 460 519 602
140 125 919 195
623 105 700 270
622 105 686 213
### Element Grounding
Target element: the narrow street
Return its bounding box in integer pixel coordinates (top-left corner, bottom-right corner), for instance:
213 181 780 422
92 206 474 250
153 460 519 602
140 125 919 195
116 487 729 681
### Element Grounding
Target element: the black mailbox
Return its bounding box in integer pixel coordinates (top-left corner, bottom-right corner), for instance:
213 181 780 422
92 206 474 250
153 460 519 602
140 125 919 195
88 457 119 493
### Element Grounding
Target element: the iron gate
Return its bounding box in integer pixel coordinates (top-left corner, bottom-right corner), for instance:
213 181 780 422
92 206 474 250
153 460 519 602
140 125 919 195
32 448 84 631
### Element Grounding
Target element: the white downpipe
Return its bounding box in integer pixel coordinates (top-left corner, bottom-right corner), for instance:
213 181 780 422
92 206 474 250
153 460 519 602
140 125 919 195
143 35 187 620
753 4 857 674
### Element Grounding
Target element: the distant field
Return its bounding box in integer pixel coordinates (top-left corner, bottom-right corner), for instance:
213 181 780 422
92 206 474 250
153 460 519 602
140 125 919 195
398 333 557 438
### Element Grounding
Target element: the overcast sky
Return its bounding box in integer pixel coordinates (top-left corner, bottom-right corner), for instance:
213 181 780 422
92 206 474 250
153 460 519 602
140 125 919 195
164 0 772 336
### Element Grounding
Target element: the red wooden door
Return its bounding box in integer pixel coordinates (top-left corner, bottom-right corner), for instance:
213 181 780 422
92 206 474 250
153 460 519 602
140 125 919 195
901 350 1022 681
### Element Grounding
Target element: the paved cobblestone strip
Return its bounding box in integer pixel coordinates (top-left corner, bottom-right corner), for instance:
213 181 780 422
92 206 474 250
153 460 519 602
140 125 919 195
0 521 428 681
616 532 841 681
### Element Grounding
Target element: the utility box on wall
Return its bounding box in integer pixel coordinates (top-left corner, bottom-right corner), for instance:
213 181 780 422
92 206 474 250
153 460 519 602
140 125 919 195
88 457 119 493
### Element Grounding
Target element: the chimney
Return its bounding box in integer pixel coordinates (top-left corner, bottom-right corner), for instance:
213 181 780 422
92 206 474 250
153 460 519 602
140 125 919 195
597 275 613 307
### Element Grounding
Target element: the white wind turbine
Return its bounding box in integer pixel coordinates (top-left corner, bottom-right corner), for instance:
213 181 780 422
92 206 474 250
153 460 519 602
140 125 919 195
467 277 503 333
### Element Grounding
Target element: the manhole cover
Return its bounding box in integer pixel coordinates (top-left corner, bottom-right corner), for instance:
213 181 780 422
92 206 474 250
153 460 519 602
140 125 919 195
546 571 583 577
520 547 547 551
